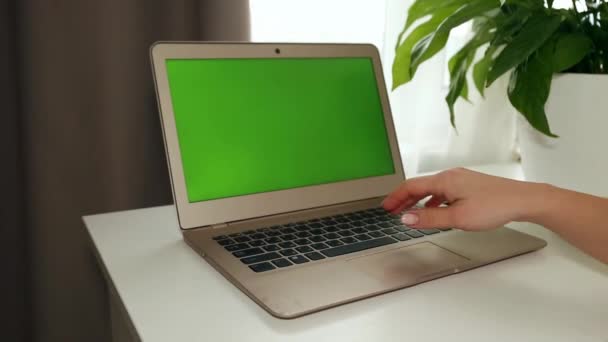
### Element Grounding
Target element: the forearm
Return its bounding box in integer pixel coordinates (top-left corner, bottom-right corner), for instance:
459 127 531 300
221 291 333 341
518 183 608 264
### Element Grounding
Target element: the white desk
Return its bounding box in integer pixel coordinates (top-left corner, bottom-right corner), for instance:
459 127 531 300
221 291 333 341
84 163 608 342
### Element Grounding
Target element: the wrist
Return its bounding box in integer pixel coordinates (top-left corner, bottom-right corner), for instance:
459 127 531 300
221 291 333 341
513 182 560 224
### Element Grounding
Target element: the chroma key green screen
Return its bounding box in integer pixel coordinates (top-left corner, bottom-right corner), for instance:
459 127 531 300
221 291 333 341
165 57 395 202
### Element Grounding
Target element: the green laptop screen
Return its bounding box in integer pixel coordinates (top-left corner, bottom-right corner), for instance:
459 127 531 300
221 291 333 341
165 57 395 203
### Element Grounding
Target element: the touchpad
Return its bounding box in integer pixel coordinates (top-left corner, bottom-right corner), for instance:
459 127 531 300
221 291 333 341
349 242 470 285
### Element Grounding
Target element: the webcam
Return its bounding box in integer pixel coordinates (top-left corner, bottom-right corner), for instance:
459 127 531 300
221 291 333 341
275 48 281 54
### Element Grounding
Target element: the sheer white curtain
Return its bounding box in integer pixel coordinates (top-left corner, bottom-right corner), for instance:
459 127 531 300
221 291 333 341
251 0 518 176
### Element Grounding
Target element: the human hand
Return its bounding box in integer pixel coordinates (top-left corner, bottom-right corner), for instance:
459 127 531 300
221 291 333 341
382 168 541 231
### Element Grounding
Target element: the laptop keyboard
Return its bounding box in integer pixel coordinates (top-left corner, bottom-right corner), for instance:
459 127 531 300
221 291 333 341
213 207 451 273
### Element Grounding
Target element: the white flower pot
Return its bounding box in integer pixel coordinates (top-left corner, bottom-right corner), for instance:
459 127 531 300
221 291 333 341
518 73 608 197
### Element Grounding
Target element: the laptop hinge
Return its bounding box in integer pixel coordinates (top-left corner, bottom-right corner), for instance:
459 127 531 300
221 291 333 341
211 223 228 230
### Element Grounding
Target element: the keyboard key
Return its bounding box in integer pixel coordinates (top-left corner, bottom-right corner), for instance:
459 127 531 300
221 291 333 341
296 246 314 253
310 229 325 235
335 217 349 224
305 252 326 261
263 245 280 252
256 228 270 232
323 220 338 226
405 230 424 238
363 218 377 224
294 225 309 232
234 236 251 243
233 247 264 258
321 237 397 258
217 239 235 246
337 223 351 229
288 255 309 264
354 234 372 241
394 226 409 233
311 242 329 250
309 236 327 243
241 252 282 265
323 232 340 240
249 262 275 273
308 222 323 229
439 228 452 231
281 234 297 241
351 221 366 227
249 240 265 247
324 226 339 233
280 249 298 257
365 224 381 231
394 233 412 241
368 231 384 238
279 241 296 249
225 243 249 252
294 238 311 246
280 228 296 234
264 237 281 244
381 228 398 235
213 235 227 240
326 240 344 247
421 229 441 235
378 222 392 228
228 233 242 238
266 231 281 237
251 233 266 240
295 232 312 238
340 237 357 244
351 227 368 234
338 230 354 237
243 230 256 235
272 258 292 268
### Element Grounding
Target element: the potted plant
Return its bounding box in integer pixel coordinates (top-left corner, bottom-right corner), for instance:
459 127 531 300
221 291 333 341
393 0 608 195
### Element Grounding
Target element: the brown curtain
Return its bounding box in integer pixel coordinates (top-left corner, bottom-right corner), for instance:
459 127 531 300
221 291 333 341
1 1 250 341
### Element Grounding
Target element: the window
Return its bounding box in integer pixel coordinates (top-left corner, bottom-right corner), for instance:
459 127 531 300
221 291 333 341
250 0 387 53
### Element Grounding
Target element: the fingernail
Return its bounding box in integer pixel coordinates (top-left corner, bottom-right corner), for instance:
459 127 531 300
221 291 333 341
402 213 419 225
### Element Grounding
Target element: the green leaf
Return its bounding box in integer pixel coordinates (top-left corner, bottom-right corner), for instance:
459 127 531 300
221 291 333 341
491 7 532 46
507 42 558 137
446 51 476 128
472 44 498 97
446 24 494 127
553 33 593 72
487 13 562 85
392 5 462 89
401 0 471 34
410 0 501 78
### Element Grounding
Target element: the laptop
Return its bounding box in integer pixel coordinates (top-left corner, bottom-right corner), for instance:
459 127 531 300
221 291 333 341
150 42 546 319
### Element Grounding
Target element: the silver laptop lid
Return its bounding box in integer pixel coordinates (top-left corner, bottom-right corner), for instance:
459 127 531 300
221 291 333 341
151 43 404 229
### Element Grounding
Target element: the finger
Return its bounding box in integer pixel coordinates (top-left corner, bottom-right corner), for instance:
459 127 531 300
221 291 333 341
424 195 446 208
382 175 445 212
401 207 458 229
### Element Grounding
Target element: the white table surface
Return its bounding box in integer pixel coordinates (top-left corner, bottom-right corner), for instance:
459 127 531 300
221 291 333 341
84 163 608 342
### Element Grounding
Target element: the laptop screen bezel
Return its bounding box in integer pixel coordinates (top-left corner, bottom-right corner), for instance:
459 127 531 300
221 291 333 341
151 42 405 230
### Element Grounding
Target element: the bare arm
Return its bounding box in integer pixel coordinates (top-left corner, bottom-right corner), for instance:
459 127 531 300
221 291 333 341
382 168 608 264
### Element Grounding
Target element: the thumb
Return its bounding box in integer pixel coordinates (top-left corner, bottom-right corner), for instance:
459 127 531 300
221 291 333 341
401 207 457 229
